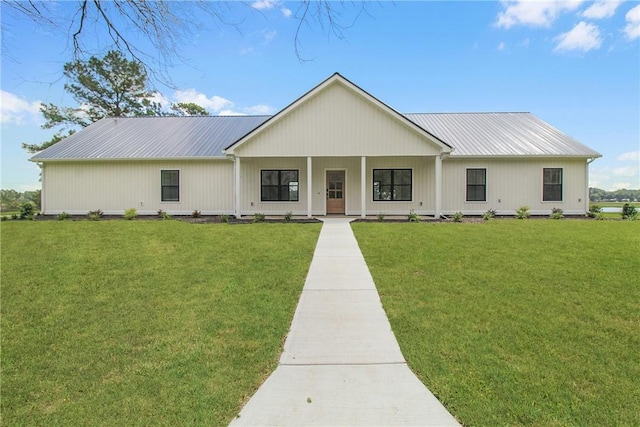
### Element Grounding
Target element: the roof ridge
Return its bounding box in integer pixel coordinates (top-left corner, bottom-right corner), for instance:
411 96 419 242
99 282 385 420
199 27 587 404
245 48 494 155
404 112 531 115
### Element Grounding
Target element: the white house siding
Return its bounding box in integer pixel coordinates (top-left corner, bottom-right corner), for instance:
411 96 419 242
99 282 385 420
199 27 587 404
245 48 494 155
41 160 234 215
232 82 443 158
441 158 589 215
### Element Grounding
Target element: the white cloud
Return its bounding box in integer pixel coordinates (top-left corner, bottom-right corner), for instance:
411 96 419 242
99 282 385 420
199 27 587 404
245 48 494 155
614 165 639 177
281 7 292 18
244 104 274 115
581 0 622 19
611 181 634 189
498 41 507 50
263 29 277 42
251 1 276 11
495 0 584 29
554 21 602 52
624 4 640 40
617 151 640 161
173 89 233 113
520 37 531 46
0 90 41 125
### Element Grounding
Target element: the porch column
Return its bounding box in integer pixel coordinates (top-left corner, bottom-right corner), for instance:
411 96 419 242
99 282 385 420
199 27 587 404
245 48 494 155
234 157 241 219
307 156 313 218
361 156 367 218
435 155 442 219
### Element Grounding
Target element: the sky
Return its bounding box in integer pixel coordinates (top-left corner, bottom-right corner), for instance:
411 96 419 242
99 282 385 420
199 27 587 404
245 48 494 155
1 0 639 192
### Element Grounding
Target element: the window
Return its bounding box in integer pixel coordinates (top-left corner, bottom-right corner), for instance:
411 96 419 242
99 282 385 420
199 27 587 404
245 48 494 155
161 170 180 202
543 168 563 201
373 169 412 201
466 169 486 202
261 170 299 202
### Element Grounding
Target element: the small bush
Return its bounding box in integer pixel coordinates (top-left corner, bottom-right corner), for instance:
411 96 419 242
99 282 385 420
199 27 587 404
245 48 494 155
377 213 385 221
587 205 601 218
124 208 137 220
253 212 265 223
87 209 103 221
19 202 34 220
453 211 464 222
11 213 18 220
57 212 70 221
482 208 497 221
622 203 638 220
191 210 201 218
549 207 564 220
515 206 530 219
1 216 9 221
407 210 420 222
284 211 293 222
220 214 230 223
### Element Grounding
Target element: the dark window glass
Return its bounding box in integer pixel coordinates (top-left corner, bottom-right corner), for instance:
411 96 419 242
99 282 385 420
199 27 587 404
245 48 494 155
466 169 486 202
261 170 299 202
373 169 412 201
161 170 179 202
543 168 563 201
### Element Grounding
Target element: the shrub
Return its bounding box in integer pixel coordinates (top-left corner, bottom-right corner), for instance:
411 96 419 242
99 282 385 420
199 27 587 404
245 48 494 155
57 212 70 221
407 210 420 222
253 212 265 223
515 206 530 219
622 203 638 220
19 202 34 220
482 208 497 221
284 211 293 222
587 205 602 219
377 213 385 221
1 216 9 221
11 213 18 220
191 210 201 218
220 214 230 223
87 209 103 221
549 207 564 220
124 208 137 220
453 211 464 222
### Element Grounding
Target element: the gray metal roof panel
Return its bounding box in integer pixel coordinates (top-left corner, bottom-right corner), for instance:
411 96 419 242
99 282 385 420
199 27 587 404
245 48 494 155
405 112 601 157
31 116 271 160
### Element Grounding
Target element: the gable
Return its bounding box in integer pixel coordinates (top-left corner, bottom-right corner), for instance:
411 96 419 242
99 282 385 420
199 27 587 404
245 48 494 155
227 75 449 158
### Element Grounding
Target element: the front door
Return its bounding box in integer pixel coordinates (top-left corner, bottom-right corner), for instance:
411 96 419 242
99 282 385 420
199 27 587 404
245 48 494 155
326 170 345 214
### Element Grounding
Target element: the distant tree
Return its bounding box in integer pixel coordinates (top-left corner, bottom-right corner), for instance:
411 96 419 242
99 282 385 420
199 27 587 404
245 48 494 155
22 51 207 153
170 103 210 116
24 190 42 210
1 189 21 211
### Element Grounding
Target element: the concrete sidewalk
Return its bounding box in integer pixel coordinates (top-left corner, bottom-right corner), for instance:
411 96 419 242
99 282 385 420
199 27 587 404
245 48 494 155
230 218 460 426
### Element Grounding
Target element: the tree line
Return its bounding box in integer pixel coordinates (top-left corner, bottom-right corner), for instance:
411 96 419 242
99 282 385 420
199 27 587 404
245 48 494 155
590 187 640 202
0 189 41 212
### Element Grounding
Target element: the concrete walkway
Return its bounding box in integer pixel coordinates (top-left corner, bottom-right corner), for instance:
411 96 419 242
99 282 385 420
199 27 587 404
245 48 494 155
230 218 460 426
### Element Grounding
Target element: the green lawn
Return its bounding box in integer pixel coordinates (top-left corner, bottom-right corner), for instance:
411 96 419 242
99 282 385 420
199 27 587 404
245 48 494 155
1 220 321 426
352 220 640 426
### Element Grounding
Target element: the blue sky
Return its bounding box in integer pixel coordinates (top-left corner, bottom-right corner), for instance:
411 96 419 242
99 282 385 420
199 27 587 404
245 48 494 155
2 0 639 192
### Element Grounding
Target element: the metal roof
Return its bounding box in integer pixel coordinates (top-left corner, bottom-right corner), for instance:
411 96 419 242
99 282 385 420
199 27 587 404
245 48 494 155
406 112 601 157
31 116 270 160
31 112 600 161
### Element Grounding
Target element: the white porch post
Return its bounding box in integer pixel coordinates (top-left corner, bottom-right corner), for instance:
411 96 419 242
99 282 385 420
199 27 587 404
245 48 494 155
435 155 442 219
361 156 367 218
307 156 313 218
234 156 241 219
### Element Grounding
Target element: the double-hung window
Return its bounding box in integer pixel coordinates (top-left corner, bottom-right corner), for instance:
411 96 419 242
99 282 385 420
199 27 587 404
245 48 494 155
161 170 180 202
373 169 412 201
261 170 299 202
466 169 487 202
543 168 563 201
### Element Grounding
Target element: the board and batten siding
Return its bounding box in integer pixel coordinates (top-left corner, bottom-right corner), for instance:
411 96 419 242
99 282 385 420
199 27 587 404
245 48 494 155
42 160 234 215
441 158 589 215
232 82 443 158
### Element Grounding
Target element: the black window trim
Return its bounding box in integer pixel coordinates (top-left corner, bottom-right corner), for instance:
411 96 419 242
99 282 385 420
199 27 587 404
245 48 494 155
542 167 563 202
372 168 413 202
260 169 300 202
466 168 487 202
160 169 180 202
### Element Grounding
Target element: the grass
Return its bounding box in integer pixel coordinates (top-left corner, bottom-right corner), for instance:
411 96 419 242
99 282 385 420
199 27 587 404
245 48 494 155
1 220 321 426
352 220 640 426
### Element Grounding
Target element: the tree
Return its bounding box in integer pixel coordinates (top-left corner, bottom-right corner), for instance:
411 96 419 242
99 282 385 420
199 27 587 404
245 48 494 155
22 50 164 153
0 189 21 211
4 1 372 72
170 103 210 117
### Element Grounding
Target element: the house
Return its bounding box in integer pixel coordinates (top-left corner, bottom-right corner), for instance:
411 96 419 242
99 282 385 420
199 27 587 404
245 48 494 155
31 73 601 218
